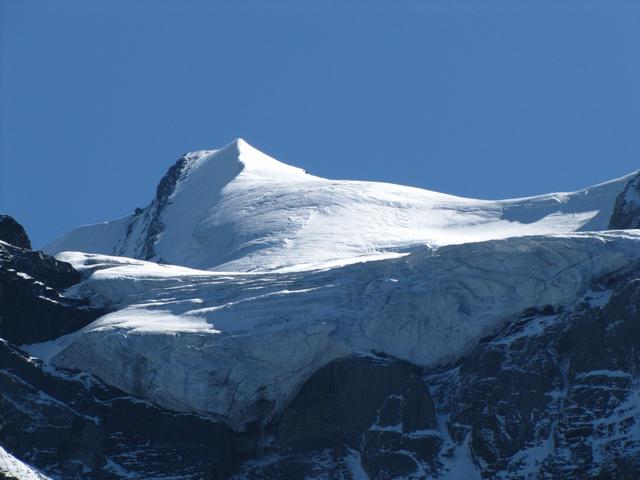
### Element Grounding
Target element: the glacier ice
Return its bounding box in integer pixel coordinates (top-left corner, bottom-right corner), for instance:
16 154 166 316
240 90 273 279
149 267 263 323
29 232 640 430
28 140 640 431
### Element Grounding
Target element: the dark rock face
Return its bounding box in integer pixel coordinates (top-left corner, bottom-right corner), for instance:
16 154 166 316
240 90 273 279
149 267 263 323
255 357 441 479
0 240 103 345
113 155 193 261
0 341 437 479
235 263 640 479
426 265 640 479
137 155 191 260
0 215 31 250
609 172 640 229
278 357 436 449
0 340 238 479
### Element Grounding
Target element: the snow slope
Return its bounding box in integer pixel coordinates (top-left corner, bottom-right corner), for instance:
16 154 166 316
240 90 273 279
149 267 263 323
0 446 52 480
44 139 636 272
28 232 640 430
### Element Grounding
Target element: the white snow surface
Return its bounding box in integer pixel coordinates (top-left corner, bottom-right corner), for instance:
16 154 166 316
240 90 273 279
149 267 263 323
43 139 636 272
28 231 640 430
0 446 52 480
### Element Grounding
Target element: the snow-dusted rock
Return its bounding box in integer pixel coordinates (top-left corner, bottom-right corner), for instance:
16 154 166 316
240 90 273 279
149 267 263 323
610 172 640 229
0 215 31 250
0 446 51 480
0 232 102 345
236 255 640 479
30 231 640 430
44 139 635 272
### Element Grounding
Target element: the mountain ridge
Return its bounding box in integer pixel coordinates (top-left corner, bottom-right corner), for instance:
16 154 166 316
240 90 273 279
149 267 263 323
43 140 639 273
4 152 640 478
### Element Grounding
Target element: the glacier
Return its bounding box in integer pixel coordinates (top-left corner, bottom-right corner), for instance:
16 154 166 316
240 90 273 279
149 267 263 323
14 138 640 478
28 139 640 432
29 232 640 430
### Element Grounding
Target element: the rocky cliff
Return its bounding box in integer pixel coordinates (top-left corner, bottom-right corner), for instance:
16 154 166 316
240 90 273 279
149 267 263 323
0 219 103 346
233 261 640 479
610 172 640 229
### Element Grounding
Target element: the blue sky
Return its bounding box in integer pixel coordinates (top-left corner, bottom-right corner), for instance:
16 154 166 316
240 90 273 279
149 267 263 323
1 0 639 247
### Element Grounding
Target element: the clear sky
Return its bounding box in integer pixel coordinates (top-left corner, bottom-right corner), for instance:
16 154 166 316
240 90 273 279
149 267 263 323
1 1 639 247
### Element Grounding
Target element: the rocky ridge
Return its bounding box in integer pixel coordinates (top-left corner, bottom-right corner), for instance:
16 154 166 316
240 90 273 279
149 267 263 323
0 226 103 346
44 140 634 272
0 215 31 250
610 172 640 229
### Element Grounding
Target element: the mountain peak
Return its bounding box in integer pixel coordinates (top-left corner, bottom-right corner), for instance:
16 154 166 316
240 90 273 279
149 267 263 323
217 137 250 155
232 137 249 149
43 141 637 272
200 138 306 179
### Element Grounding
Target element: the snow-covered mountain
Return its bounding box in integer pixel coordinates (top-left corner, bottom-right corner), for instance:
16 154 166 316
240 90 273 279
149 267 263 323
3 141 640 479
44 139 635 272
31 232 640 431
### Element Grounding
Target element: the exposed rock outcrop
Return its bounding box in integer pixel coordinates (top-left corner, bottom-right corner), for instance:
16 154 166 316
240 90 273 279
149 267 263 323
609 172 640 229
0 340 237 479
238 356 441 479
118 154 195 261
425 264 640 478
0 215 31 250
235 262 640 479
0 217 103 345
